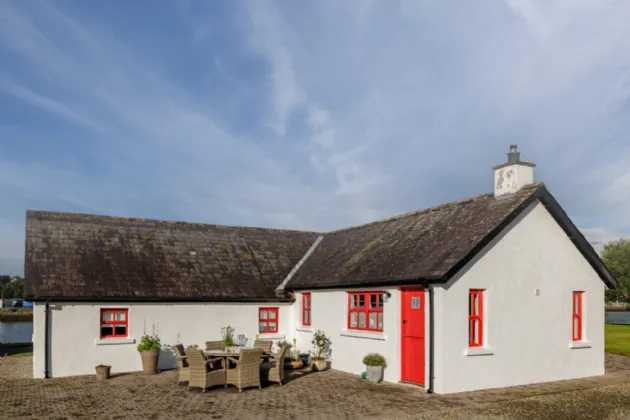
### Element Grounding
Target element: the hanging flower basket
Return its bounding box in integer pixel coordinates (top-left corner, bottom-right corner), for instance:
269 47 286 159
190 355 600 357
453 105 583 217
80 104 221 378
95 364 111 380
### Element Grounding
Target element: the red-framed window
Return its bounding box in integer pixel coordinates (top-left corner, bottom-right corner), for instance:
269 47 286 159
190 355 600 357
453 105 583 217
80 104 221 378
259 308 279 334
468 290 483 347
348 292 383 332
302 293 311 326
100 309 128 339
572 291 583 341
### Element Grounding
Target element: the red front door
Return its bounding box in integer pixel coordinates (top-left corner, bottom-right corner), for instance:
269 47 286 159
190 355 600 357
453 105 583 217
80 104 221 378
401 288 425 384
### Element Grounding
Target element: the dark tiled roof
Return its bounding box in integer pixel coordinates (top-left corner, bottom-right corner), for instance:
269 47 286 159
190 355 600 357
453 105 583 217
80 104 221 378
287 183 545 289
24 212 319 301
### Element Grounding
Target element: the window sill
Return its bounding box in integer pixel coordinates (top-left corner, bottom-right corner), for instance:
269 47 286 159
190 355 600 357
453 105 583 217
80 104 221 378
464 346 494 356
95 337 136 346
296 326 313 333
569 341 592 349
340 329 387 341
258 333 285 340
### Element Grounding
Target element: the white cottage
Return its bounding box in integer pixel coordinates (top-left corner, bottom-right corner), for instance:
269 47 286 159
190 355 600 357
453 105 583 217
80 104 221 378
25 145 616 394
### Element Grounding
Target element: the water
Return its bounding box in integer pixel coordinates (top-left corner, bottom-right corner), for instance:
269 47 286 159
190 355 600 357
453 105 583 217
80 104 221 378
607 311 630 325
0 322 33 343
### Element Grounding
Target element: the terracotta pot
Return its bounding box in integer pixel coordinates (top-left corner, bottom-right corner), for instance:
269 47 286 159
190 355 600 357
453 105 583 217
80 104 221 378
366 365 383 383
140 350 159 374
286 360 303 370
312 358 327 372
95 365 111 380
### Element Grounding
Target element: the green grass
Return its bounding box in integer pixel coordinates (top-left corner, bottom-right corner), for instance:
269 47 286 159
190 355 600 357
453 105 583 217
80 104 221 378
0 342 31 349
8 351 33 357
605 324 630 356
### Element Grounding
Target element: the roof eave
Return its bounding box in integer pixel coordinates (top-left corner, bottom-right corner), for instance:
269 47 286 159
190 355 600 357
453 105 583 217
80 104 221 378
286 276 444 291
23 296 296 304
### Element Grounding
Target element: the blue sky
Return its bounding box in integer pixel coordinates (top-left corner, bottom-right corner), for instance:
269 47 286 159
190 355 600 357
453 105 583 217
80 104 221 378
1 0 630 275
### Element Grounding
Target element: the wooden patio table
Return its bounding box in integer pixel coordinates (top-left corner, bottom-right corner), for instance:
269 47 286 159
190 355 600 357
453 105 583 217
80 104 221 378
203 347 272 370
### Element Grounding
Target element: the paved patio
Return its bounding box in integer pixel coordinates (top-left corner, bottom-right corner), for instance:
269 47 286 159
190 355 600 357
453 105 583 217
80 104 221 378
2 354 630 419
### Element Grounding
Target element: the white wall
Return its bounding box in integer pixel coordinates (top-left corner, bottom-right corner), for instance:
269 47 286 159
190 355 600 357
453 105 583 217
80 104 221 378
293 289 403 383
434 201 606 394
33 302 294 378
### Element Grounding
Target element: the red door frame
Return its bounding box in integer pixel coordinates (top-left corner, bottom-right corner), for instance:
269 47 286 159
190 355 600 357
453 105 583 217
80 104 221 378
400 287 425 385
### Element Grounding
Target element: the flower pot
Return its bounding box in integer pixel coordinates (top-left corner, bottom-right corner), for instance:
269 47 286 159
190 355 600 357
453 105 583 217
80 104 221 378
95 365 111 380
286 360 303 370
140 350 159 374
366 365 383 383
312 358 327 372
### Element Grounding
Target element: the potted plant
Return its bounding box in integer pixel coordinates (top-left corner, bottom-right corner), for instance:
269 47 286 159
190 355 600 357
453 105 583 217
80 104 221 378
95 363 111 380
221 325 235 349
137 333 161 374
299 351 311 366
363 353 387 383
186 344 199 350
311 330 331 371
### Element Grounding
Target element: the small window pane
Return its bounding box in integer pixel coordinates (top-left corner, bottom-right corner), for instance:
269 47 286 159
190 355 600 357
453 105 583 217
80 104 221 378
350 295 356 308
101 325 113 337
378 294 384 308
358 295 365 308
305 296 310 309
269 310 277 320
359 312 366 328
378 313 384 330
260 310 268 320
468 293 472 316
473 294 479 316
350 312 357 327
369 312 377 329
268 321 276 331
411 296 420 309
102 312 113 322
305 311 310 324
370 294 377 308
115 312 126 321
114 325 126 336
259 322 267 332
573 318 579 338
473 319 479 344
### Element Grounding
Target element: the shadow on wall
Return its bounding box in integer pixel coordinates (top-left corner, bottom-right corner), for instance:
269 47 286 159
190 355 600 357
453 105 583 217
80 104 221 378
159 344 177 371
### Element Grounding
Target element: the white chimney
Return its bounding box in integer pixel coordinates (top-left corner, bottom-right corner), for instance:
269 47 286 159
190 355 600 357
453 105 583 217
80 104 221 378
493 145 535 197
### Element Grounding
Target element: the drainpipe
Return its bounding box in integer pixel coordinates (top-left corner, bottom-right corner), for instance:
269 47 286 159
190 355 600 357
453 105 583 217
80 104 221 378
426 285 435 394
44 300 50 379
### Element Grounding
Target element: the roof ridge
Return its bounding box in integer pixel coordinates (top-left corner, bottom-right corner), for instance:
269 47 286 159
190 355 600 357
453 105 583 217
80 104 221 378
324 182 545 235
25 210 321 235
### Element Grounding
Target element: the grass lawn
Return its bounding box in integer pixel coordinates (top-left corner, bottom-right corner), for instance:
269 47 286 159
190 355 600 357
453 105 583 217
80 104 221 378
605 324 630 356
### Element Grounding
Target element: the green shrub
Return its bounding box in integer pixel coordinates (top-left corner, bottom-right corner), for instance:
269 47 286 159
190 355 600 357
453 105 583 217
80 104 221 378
137 334 161 352
362 353 387 368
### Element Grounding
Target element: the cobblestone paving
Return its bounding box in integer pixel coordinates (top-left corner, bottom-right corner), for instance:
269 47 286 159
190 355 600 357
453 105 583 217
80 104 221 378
1 354 630 419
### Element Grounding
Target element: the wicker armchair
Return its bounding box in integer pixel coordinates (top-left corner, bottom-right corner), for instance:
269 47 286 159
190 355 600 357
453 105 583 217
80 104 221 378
254 339 273 353
226 348 263 392
187 349 226 392
173 344 189 384
205 340 225 351
261 343 290 387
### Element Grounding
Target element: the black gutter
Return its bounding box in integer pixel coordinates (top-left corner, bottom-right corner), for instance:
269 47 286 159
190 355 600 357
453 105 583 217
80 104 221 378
44 300 50 379
288 276 443 291
24 296 295 304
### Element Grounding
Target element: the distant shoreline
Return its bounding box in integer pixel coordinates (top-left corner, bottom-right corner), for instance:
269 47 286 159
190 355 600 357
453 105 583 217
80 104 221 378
0 309 33 322
606 306 630 312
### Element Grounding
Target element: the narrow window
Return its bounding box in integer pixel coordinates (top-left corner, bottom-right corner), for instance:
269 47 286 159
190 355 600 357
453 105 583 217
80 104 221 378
259 308 279 334
302 293 311 326
101 309 128 339
572 291 583 341
468 290 483 347
348 292 383 332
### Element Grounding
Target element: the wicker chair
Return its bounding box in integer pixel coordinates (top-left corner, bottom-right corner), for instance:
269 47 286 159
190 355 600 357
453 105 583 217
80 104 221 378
261 343 290 387
205 340 225 351
226 348 263 392
173 344 189 384
187 349 226 392
254 339 273 353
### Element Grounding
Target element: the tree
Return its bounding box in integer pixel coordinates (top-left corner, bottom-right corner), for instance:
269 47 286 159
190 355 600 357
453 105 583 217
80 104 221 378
0 275 24 299
601 239 630 304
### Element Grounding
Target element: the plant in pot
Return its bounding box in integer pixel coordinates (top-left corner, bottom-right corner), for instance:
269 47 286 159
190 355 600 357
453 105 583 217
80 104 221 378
95 363 111 380
311 330 331 371
221 325 235 349
362 353 387 383
137 333 161 374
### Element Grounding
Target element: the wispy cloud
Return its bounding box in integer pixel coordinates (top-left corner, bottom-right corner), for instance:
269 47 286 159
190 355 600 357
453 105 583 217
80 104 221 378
0 0 630 275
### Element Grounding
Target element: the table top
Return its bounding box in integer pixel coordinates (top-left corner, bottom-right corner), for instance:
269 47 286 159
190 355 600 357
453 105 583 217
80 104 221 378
203 348 272 357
